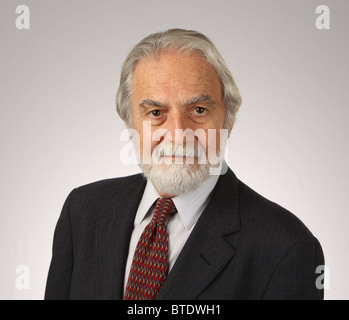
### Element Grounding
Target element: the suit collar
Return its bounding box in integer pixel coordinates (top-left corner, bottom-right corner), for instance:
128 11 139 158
156 167 241 299
96 174 146 300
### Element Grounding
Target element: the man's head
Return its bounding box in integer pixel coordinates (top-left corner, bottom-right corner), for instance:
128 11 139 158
116 29 242 197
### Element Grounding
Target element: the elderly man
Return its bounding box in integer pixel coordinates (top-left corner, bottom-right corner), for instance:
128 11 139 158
45 29 324 300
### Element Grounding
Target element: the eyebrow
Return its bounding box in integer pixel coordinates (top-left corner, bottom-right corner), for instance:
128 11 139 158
183 95 216 107
139 99 164 109
139 95 216 109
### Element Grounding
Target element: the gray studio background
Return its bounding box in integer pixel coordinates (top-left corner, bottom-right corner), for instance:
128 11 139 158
0 0 348 300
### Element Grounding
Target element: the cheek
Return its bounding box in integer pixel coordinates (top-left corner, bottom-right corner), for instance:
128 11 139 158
208 130 220 152
150 139 160 153
193 130 214 155
139 126 163 159
198 129 223 160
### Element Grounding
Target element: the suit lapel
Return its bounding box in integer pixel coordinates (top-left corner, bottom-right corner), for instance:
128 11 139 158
96 174 146 300
156 168 241 300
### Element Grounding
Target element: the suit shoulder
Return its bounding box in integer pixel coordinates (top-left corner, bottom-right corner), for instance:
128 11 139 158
238 180 315 244
73 173 144 196
66 173 145 211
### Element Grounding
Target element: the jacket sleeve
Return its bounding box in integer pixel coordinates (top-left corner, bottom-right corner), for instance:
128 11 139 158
45 191 74 300
262 234 325 300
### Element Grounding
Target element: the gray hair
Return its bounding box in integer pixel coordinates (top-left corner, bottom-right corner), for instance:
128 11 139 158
116 28 242 129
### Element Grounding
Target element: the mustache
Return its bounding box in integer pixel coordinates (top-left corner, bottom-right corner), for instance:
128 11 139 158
152 142 206 160
160 144 197 157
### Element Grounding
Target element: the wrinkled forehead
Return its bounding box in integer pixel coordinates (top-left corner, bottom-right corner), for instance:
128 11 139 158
132 51 223 102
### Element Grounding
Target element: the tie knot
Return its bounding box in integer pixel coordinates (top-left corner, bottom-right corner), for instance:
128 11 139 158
152 198 177 225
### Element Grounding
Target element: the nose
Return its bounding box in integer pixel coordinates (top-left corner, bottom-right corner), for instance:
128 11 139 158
165 110 188 144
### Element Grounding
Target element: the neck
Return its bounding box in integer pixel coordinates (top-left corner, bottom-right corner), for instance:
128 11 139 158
154 185 176 198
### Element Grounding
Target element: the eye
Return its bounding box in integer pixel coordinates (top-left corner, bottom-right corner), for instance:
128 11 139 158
193 107 207 115
149 109 162 117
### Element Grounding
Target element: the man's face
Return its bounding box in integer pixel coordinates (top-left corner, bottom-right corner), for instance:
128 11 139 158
130 50 228 196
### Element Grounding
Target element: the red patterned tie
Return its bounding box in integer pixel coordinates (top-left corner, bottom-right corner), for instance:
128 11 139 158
124 198 177 300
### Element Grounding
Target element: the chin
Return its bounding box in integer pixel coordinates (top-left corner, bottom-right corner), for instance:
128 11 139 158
140 162 210 196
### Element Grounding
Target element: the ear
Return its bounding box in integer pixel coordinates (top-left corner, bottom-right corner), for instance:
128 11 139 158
125 121 130 129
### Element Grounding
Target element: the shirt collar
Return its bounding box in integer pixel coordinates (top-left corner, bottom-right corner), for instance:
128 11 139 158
134 181 159 225
135 173 220 231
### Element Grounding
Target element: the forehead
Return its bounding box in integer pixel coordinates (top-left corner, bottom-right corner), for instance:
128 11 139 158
132 51 223 102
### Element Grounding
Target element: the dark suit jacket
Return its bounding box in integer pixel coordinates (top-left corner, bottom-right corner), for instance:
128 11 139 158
45 168 324 300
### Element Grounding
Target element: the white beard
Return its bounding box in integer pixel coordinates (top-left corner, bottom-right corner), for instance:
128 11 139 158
133 138 224 196
140 161 211 196
131 126 227 196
